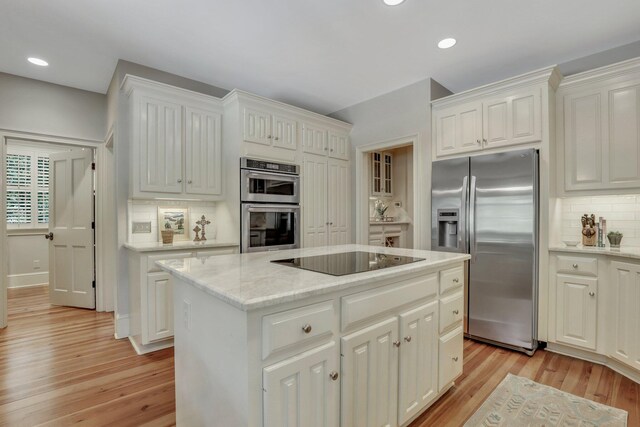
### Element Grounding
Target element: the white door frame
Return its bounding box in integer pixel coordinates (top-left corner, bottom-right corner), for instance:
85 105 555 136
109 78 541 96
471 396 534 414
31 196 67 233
0 130 109 328
355 134 421 248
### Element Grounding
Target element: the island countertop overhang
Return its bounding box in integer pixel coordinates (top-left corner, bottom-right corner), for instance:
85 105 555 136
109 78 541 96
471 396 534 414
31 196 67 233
157 244 470 311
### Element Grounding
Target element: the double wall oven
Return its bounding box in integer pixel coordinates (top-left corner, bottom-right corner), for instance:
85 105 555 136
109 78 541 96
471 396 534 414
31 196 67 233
240 158 300 253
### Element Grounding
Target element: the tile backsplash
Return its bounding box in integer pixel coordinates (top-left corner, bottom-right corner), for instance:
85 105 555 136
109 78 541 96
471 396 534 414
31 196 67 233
128 200 217 244
561 195 640 246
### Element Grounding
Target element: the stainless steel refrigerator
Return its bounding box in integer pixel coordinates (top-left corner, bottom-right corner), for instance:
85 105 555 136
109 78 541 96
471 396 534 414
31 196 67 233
431 148 538 355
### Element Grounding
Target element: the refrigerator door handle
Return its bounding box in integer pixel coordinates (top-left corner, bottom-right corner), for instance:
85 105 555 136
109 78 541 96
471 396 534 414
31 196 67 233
469 175 477 262
460 175 468 251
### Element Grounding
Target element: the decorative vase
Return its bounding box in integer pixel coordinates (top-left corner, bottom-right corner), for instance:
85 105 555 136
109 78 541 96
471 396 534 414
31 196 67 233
607 232 623 248
161 229 174 245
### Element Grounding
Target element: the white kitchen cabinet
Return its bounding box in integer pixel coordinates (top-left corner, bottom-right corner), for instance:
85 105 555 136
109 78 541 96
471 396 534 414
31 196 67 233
146 272 174 342
398 301 439 425
123 75 224 200
369 223 408 248
483 88 541 149
555 274 598 350
263 341 340 427
328 130 350 160
302 122 328 156
303 154 350 248
433 102 483 157
341 317 399 427
243 107 298 151
438 326 463 392
609 262 640 370
272 113 298 150
558 59 640 193
371 151 393 197
243 106 272 146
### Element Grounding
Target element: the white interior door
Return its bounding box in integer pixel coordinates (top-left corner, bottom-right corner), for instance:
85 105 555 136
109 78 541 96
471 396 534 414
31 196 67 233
48 148 95 309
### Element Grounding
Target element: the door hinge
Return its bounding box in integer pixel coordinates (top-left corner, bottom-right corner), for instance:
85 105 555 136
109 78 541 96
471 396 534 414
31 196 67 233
92 280 96 289
92 162 96 170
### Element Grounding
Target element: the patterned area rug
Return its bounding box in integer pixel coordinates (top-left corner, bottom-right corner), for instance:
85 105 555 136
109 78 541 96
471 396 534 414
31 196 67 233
464 373 628 426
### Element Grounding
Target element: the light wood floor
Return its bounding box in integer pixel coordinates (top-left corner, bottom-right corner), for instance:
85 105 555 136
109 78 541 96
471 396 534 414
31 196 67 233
1 285 637 426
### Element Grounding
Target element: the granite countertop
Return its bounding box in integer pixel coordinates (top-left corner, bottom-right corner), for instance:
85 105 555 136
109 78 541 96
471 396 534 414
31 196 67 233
124 240 239 253
157 244 470 311
549 245 640 260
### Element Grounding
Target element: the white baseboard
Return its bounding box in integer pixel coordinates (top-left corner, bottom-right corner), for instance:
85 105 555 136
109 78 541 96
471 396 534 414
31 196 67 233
129 335 174 355
114 313 130 339
8 272 48 288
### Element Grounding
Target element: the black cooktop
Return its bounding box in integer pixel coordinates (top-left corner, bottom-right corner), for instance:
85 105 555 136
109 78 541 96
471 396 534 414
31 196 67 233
271 251 425 276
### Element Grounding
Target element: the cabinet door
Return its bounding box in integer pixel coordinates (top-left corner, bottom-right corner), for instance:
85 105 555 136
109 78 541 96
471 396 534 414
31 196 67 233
609 262 640 368
137 96 183 194
341 317 399 427
457 102 483 153
243 107 272 145
555 274 598 350
483 89 541 149
302 123 328 155
272 113 298 151
328 131 350 160
184 107 222 196
263 341 339 427
302 155 328 247
563 90 604 191
328 159 350 246
382 153 393 196
398 301 439 425
438 326 463 391
607 83 640 188
145 272 174 343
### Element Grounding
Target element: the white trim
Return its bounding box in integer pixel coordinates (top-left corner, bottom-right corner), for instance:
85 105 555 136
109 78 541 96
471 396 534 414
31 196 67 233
559 56 640 88
114 313 130 340
128 335 174 355
355 135 419 248
7 272 48 288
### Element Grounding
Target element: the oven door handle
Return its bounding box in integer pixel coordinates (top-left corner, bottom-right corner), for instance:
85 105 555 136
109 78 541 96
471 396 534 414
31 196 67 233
246 205 300 213
245 171 299 181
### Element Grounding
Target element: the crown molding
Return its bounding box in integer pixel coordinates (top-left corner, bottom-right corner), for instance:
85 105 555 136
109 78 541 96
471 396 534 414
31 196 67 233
559 56 640 89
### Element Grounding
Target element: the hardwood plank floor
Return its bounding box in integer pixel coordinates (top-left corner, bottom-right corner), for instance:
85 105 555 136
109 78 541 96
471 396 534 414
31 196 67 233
1 285 637 426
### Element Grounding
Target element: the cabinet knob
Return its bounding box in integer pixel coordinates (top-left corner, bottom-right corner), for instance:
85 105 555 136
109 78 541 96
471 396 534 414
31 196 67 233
329 371 339 381
324 147 328 151
393 340 401 348
476 139 481 144
452 356 459 362
330 149 334 152
330 222 334 226
274 136 279 141
453 278 459 283
589 291 595 297
301 324 312 334
572 263 578 269
453 309 459 315
177 178 183 183
404 336 412 343
482 138 487 143
267 135 272 139
187 179 192 184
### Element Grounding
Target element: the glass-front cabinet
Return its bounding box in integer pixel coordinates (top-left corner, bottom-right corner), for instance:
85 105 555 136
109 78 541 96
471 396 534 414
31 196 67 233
371 151 393 197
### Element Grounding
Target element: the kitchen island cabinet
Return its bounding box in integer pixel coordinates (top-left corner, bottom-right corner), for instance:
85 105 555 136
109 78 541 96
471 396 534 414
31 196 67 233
158 244 469 427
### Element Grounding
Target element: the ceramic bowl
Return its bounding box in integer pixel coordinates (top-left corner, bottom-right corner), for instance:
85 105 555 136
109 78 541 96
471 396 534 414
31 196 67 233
563 240 580 247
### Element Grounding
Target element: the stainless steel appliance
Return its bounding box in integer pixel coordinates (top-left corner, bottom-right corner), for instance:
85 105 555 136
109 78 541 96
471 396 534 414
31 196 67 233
272 251 425 276
240 158 300 253
431 148 539 355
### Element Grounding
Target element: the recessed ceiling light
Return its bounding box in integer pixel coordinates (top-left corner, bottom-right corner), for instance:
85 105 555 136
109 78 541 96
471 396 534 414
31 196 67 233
437 38 457 49
383 0 405 6
27 57 49 66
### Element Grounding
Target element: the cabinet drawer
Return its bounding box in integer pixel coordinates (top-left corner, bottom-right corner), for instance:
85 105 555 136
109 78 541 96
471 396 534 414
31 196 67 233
439 326 463 391
439 291 463 333
147 252 194 273
384 224 402 234
262 301 334 359
440 266 464 294
342 274 437 330
557 256 598 277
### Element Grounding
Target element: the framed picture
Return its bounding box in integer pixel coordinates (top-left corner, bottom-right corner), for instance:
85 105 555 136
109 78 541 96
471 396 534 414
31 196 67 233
158 207 189 241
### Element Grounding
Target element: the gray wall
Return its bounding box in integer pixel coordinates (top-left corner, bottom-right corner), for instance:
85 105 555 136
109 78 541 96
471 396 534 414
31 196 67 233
559 40 640 77
0 72 106 141
330 78 450 249
106 60 230 337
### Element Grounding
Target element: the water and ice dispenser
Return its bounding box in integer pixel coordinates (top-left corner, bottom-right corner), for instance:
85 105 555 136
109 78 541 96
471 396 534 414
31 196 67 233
437 209 459 250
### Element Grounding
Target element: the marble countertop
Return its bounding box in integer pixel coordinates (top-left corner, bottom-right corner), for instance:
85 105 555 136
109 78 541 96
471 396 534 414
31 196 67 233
549 245 640 260
124 240 239 253
157 244 470 311
369 220 411 225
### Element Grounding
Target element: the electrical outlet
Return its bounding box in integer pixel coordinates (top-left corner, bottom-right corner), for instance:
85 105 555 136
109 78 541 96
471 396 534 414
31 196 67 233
183 300 192 330
394 201 402 208
132 221 152 234
33 260 40 270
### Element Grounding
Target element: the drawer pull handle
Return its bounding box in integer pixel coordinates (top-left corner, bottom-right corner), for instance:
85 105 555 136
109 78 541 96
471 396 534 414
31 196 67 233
453 309 459 315
301 324 312 334
572 263 578 269
393 340 401 348
589 291 595 297
404 336 412 343
329 371 339 381
453 278 459 283
452 356 459 362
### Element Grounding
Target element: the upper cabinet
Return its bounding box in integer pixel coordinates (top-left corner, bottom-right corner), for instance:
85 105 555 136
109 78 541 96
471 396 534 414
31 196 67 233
558 58 640 194
123 75 224 200
243 106 298 151
371 151 393 197
432 67 560 159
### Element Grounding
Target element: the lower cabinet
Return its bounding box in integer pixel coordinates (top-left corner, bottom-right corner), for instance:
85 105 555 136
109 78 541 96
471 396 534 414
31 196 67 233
146 272 174 342
263 341 340 427
610 262 640 370
555 274 598 350
341 301 440 427
438 326 464 391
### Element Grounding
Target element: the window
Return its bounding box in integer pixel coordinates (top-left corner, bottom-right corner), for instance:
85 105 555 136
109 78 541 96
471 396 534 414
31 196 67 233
6 150 50 228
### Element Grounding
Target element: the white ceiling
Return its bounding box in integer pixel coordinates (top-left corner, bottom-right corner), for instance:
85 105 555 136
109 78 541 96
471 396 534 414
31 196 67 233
2 0 640 114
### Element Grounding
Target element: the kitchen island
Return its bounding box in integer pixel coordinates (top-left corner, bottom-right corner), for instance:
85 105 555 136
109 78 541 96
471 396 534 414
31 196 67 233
158 244 469 427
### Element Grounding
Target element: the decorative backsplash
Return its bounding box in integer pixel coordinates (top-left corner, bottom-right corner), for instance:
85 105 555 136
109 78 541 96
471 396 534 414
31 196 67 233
128 200 217 244
560 195 640 247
